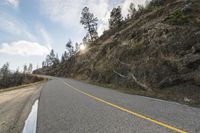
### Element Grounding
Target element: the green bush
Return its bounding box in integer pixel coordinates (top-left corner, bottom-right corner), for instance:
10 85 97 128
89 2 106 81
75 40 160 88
168 9 188 25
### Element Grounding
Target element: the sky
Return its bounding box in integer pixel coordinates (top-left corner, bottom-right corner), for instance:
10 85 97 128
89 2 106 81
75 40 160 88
0 0 146 71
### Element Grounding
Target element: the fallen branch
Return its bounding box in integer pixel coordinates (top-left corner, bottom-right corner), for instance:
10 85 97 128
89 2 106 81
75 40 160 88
112 69 150 91
117 59 131 66
113 70 128 78
130 73 149 91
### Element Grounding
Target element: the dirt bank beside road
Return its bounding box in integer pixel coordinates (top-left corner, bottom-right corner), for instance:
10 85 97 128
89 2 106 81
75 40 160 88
0 83 44 133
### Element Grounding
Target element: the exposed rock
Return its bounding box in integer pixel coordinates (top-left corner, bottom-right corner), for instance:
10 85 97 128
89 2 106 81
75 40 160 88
182 54 200 70
192 43 200 53
184 97 191 102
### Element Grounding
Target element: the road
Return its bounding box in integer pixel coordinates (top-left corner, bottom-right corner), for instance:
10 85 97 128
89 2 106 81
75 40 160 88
37 78 200 133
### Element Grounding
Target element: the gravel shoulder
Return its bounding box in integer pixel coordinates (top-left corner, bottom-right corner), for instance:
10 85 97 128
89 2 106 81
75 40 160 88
0 83 44 133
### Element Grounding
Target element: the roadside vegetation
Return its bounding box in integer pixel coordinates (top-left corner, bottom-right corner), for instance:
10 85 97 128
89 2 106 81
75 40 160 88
0 63 43 90
33 0 200 106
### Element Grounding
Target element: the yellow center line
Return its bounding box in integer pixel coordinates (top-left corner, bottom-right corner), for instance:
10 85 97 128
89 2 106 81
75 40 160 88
63 81 188 133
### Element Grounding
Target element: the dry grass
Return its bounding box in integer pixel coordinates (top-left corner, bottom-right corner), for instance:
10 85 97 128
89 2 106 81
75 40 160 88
83 80 200 107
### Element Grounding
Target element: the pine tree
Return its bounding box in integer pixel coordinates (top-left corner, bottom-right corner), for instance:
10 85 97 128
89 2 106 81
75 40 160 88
53 53 60 66
109 6 123 29
66 40 74 57
28 63 33 74
23 64 28 74
83 33 91 45
75 42 80 52
138 4 145 13
61 54 65 63
63 51 69 60
42 61 46 67
80 7 98 41
0 63 10 87
128 3 136 18
47 49 56 66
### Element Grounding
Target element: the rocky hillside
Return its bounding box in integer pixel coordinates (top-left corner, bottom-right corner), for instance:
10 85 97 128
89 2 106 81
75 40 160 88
34 0 200 105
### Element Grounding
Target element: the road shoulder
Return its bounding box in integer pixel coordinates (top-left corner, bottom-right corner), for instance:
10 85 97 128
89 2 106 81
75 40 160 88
0 83 45 133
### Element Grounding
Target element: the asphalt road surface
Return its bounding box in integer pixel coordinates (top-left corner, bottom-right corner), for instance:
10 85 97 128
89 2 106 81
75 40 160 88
37 78 200 133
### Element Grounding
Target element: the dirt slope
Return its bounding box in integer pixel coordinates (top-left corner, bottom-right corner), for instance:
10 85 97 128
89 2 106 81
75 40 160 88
0 84 43 133
34 0 200 105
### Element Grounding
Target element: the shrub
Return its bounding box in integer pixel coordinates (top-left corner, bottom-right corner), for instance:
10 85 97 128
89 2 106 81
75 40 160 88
149 0 165 7
182 1 192 13
168 9 188 25
0 73 43 89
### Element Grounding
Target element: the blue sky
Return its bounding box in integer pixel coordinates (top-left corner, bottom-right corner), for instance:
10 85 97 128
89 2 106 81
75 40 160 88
0 0 146 71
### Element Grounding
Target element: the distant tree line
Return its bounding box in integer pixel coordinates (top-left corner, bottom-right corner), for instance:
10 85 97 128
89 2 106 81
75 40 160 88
0 63 43 89
41 39 82 69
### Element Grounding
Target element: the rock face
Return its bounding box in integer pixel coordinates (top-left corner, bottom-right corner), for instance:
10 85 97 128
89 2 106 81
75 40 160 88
34 0 200 104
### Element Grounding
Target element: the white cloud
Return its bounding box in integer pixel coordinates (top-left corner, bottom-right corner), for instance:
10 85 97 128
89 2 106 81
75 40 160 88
0 13 37 41
40 0 82 27
37 25 52 50
121 0 147 17
0 13 53 50
39 0 148 38
87 0 110 35
0 40 50 56
97 11 110 35
0 13 53 56
4 0 19 8
40 0 110 36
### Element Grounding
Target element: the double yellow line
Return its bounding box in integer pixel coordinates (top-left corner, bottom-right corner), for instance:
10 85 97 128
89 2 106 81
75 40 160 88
64 82 187 133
